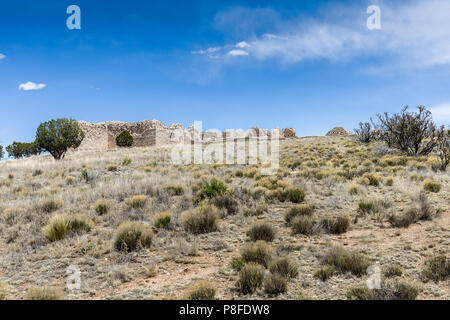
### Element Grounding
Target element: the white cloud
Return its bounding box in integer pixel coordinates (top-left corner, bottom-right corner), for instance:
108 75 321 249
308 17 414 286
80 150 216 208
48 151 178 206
236 41 250 48
228 49 249 56
0 53 5 60
195 0 450 69
430 103 450 124
18 81 46 91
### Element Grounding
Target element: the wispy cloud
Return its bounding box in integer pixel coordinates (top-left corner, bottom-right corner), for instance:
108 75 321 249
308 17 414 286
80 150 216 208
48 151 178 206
18 81 46 91
228 49 249 56
0 53 5 60
430 103 450 124
193 0 450 70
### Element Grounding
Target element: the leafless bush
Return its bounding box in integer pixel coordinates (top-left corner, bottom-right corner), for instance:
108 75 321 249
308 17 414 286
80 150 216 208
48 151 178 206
377 106 444 156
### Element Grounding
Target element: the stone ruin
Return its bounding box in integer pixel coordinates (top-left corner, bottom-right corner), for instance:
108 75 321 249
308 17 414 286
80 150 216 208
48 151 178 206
76 119 297 151
326 126 349 137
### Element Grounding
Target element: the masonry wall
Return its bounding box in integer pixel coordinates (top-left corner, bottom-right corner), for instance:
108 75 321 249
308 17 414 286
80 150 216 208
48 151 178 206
76 120 297 151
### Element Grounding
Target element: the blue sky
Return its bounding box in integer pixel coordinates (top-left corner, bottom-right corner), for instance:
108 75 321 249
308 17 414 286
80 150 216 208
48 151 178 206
1 0 450 152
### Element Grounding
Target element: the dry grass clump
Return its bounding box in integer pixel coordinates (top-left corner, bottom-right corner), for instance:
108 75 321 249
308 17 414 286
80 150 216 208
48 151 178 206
153 211 171 229
347 280 419 300
247 222 276 242
423 255 450 281
183 281 216 300
284 204 314 223
319 215 351 234
25 286 63 300
181 205 219 234
40 198 62 213
114 222 153 252
423 179 441 193
357 200 376 215
94 199 110 215
385 177 394 186
65 175 76 185
163 183 185 196
244 204 267 217
379 156 408 167
211 195 238 215
278 187 306 203
126 195 148 209
43 214 91 242
269 257 298 279
0 282 8 300
348 184 360 195
264 274 287 296
314 266 335 281
322 246 371 277
361 173 382 187
239 240 272 268
236 263 265 295
383 264 403 278
388 193 435 228
244 167 260 178
107 164 118 172
291 216 318 235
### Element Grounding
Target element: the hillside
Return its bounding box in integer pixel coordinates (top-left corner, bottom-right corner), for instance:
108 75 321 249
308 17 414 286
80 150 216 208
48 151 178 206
0 136 448 300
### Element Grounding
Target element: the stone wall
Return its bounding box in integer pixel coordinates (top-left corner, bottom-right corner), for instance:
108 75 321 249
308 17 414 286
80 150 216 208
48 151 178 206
76 120 297 151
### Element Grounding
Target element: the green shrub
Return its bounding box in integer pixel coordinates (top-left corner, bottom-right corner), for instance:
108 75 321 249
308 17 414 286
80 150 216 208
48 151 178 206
323 246 371 277
285 187 306 203
5 141 41 159
247 222 276 242
264 274 287 296
181 205 219 234
423 255 450 281
230 257 246 271
184 281 216 300
196 178 229 202
284 204 314 224
269 257 298 279
314 266 335 281
423 179 441 193
237 263 265 295
114 222 153 252
122 157 132 165
94 200 110 215
116 130 134 147
80 168 89 182
153 211 171 229
0 145 3 159
35 118 84 160
240 241 272 268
